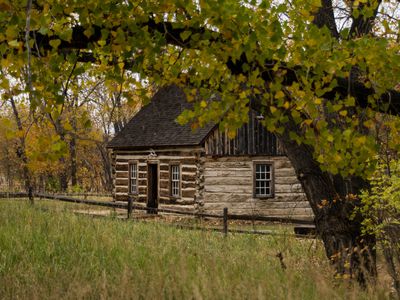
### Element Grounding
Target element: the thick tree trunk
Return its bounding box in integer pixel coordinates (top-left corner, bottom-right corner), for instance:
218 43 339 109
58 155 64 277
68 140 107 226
277 119 376 284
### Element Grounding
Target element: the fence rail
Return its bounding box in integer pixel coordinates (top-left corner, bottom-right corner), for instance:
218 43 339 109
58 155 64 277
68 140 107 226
36 193 127 209
0 192 30 198
41 194 314 225
1 192 316 237
48 192 113 197
0 191 112 198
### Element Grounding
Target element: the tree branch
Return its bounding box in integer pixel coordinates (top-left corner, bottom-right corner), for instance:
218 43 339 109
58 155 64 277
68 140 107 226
312 0 340 39
9 17 400 115
349 0 382 37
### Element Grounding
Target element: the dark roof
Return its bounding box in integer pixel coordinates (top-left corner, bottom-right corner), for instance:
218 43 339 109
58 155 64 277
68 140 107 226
107 85 215 149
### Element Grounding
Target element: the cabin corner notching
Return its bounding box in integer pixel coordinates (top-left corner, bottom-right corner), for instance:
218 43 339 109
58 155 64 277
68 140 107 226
107 85 314 221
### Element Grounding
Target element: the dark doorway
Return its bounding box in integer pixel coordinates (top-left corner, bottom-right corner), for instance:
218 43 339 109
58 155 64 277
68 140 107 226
147 163 158 214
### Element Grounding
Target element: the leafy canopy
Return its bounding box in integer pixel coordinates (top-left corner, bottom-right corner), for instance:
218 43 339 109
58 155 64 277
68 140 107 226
1 0 400 176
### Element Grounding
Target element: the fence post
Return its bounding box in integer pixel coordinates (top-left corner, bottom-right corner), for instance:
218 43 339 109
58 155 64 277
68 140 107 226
223 207 228 236
127 197 133 219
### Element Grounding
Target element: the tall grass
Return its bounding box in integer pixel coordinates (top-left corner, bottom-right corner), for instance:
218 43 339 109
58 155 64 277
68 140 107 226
0 201 389 299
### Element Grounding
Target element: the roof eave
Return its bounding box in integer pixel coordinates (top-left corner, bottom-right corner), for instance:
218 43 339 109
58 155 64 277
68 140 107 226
107 143 204 151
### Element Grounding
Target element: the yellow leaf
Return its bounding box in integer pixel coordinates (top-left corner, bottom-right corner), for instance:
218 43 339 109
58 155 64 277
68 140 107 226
200 100 207 108
1 58 11 68
64 122 73 131
275 90 285 99
333 154 342 162
35 84 44 91
355 136 366 146
8 40 20 48
228 130 236 139
283 101 290 109
314 98 322 105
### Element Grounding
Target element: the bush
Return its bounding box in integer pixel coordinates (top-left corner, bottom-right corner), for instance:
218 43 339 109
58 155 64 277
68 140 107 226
359 159 400 297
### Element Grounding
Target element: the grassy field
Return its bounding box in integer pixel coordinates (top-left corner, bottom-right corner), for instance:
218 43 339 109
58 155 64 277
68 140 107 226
0 200 390 299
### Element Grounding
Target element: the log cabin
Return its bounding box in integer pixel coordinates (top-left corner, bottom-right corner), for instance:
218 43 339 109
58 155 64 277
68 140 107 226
107 85 314 220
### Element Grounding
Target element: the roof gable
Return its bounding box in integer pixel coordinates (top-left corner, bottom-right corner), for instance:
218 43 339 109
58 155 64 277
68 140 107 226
107 85 215 149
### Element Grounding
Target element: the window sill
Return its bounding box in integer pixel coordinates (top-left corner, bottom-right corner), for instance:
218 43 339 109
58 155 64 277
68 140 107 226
254 195 274 199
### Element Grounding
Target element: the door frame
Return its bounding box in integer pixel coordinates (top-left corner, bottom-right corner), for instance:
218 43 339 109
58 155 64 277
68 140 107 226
146 160 159 213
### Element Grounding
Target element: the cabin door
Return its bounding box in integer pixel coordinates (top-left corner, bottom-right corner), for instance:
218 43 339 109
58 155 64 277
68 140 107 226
147 163 158 214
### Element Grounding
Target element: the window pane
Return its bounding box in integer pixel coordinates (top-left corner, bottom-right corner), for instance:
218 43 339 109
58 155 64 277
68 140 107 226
171 165 180 197
130 164 137 179
130 163 137 193
255 163 272 197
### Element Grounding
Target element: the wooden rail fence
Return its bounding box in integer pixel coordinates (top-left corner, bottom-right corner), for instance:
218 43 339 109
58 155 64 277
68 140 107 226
0 192 30 198
1 192 316 237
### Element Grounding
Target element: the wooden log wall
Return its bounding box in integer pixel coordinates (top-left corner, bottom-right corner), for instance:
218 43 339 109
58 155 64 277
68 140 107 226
202 156 314 221
204 110 285 156
113 148 203 213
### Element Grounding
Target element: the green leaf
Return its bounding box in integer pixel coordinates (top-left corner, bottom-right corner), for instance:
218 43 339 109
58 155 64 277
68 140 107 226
38 27 49 35
180 31 191 42
49 39 61 49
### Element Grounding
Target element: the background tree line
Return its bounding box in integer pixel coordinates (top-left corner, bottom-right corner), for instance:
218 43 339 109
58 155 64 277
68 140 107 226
0 68 140 193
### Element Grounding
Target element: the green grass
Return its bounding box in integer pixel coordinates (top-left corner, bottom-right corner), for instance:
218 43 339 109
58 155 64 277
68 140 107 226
0 201 390 299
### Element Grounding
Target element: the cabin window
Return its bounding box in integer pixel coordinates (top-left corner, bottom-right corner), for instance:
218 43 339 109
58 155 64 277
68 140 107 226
170 165 180 197
129 163 138 194
254 162 273 198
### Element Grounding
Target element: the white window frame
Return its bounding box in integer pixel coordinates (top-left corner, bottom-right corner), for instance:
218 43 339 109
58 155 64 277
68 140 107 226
129 162 138 194
170 164 181 198
253 162 274 198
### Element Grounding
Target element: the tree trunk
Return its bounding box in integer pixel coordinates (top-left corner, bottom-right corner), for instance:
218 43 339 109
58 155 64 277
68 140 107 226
69 138 77 187
53 120 69 192
97 139 113 192
58 137 68 192
9 97 34 204
69 102 79 187
277 119 376 284
59 156 69 192
69 126 77 187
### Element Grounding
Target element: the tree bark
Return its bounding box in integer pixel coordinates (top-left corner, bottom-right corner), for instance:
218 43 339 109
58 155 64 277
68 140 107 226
69 111 78 187
50 118 69 192
277 118 376 284
97 139 113 192
58 156 68 192
69 137 77 187
9 97 34 204
57 125 68 191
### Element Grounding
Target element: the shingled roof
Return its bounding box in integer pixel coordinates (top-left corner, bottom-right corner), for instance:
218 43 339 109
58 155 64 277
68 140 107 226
107 85 216 149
